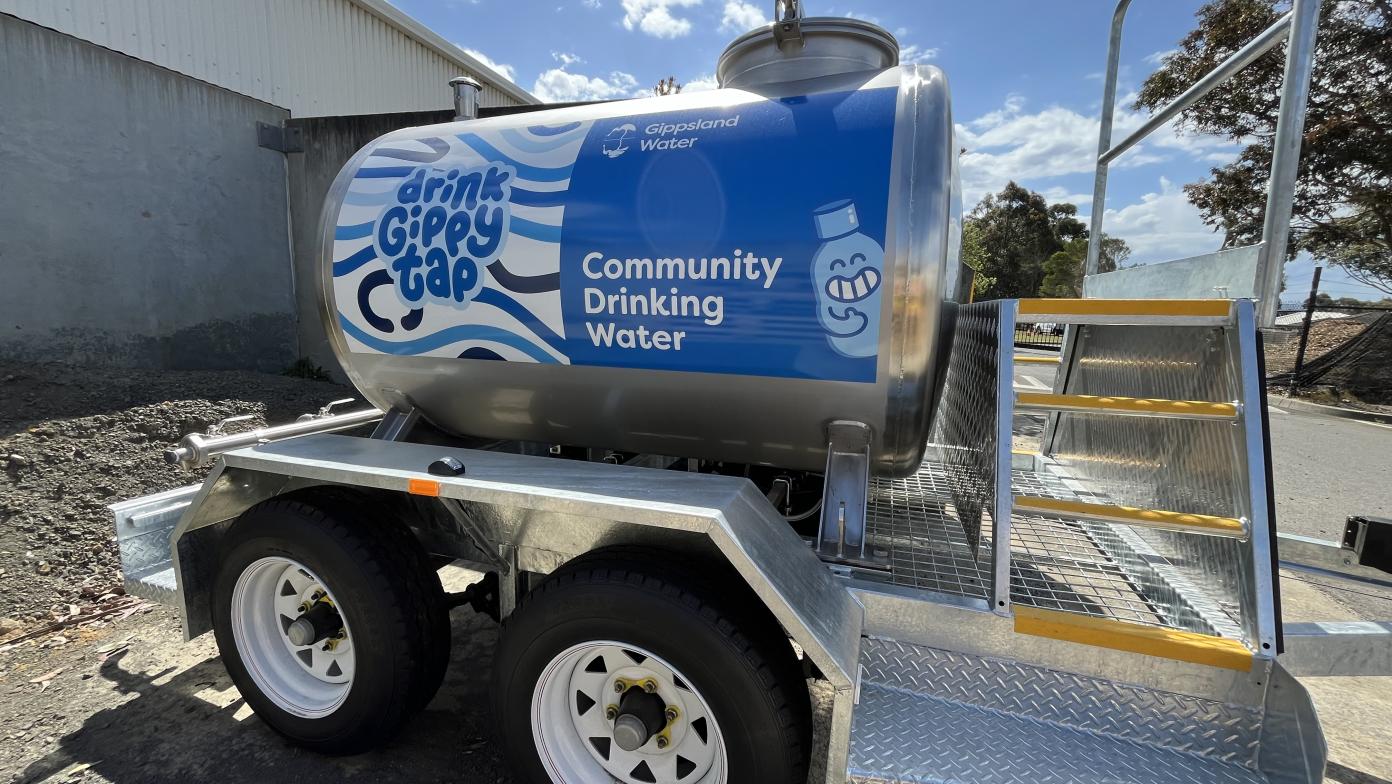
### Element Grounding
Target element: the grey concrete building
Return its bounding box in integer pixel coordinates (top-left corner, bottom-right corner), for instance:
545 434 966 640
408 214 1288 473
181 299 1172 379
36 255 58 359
0 0 534 373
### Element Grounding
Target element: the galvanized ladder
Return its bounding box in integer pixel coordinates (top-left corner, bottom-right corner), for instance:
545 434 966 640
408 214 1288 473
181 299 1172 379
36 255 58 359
845 296 1312 784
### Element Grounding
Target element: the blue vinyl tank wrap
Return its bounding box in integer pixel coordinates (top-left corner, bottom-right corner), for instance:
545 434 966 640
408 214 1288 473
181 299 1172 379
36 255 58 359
330 84 899 383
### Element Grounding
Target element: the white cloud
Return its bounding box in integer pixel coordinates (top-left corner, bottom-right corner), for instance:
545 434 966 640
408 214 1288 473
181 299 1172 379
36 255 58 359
1144 48 1177 66
682 73 720 92
533 67 643 102
826 7 880 24
1040 186 1094 210
955 93 1240 208
899 43 938 64
720 0 766 33
957 96 1148 207
621 0 702 37
461 47 516 83
581 0 601 6
954 93 1245 267
552 51 584 66
1100 177 1222 264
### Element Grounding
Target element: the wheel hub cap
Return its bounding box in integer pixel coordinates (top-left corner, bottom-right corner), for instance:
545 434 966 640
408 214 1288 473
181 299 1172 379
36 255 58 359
230 557 355 719
532 642 726 783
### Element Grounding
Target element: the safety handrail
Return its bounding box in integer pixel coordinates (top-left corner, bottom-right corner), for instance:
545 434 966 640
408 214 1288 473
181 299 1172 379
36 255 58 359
1084 0 1322 328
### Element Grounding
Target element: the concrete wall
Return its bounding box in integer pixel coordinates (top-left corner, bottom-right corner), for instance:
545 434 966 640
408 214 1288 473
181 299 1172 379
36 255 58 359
286 110 451 379
0 14 296 372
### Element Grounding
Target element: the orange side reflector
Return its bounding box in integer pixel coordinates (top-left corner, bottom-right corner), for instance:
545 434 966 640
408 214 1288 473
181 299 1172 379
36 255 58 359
408 478 440 497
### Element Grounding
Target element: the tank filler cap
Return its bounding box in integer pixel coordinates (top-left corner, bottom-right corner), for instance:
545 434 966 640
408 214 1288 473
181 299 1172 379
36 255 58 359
716 2 898 90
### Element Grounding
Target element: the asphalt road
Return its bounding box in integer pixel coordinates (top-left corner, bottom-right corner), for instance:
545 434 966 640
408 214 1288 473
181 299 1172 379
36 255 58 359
1267 403 1392 540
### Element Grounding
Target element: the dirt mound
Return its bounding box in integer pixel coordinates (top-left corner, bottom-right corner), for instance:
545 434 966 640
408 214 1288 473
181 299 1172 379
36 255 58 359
1264 316 1373 375
0 362 351 631
1270 313 1392 406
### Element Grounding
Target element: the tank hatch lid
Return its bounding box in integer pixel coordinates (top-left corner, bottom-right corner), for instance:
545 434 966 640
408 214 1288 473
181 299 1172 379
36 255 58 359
716 11 899 90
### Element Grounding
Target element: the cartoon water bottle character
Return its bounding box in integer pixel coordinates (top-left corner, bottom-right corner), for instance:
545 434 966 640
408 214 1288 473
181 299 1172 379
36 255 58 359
811 199 884 358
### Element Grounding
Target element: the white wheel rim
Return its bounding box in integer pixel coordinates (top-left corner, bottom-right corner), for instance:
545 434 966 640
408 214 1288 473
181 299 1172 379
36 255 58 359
230 556 355 718
532 641 727 784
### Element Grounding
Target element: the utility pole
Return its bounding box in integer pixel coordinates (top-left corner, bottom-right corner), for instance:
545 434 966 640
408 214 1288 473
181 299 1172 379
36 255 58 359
1290 265 1322 391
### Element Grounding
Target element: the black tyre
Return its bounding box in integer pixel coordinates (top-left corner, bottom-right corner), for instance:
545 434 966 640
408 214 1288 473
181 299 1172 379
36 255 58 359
493 547 812 784
211 492 450 754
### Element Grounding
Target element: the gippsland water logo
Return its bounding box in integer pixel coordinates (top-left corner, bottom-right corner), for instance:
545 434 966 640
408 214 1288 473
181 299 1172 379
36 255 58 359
602 124 636 159
373 164 514 308
811 199 885 358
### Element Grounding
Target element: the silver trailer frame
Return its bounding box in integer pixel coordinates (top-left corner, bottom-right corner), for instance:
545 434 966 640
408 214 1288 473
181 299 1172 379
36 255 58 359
113 298 1391 784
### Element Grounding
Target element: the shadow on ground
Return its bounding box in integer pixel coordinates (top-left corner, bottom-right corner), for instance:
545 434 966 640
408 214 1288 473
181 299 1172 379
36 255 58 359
16 611 510 784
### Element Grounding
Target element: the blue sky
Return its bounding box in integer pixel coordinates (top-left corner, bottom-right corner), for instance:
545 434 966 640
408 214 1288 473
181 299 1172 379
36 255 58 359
391 0 1384 304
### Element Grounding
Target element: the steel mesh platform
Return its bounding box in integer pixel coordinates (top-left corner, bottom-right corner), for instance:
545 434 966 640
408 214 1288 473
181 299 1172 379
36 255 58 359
864 454 1239 634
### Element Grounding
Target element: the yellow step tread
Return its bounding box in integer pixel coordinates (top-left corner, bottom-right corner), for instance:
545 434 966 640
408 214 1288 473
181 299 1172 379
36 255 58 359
1015 392 1238 419
1018 298 1233 319
1013 355 1061 365
1014 606 1253 671
1013 495 1247 537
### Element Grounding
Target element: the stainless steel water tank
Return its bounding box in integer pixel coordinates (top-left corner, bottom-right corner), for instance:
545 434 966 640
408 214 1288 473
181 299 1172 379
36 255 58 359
318 16 962 476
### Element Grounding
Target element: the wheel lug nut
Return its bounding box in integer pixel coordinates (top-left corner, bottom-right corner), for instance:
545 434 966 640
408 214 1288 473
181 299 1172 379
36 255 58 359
605 705 618 720
642 680 657 693
655 736 669 749
612 682 625 693
664 707 678 722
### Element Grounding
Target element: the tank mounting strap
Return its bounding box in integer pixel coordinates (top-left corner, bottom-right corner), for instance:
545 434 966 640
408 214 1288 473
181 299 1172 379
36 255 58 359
816 421 887 568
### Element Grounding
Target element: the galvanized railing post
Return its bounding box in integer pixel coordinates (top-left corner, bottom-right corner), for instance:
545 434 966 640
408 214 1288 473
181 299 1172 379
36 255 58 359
992 301 1018 616
1085 0 1322 314
1085 0 1133 278
1255 0 1322 328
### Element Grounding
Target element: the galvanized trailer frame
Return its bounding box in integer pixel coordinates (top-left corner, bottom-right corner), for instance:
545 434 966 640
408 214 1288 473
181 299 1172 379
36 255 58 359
113 297 1373 784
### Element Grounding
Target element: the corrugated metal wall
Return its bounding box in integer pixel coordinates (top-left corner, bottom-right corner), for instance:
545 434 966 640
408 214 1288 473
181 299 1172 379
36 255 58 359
0 0 529 116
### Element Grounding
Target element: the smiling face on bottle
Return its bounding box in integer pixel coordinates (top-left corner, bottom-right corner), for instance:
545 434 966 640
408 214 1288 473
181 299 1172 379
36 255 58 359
812 231 885 359
820 252 882 305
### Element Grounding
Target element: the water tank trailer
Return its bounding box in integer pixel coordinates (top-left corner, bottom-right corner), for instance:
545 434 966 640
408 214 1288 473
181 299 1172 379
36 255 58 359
113 2 1392 782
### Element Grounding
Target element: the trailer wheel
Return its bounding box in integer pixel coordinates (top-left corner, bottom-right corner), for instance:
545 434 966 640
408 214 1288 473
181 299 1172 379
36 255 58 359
494 548 811 784
211 494 449 754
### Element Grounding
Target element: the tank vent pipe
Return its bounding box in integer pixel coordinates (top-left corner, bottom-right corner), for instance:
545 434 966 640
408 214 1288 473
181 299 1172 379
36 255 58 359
450 76 482 121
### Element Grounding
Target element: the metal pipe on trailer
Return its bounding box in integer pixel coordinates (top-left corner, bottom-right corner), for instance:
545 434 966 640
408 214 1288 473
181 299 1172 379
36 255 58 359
164 406 384 470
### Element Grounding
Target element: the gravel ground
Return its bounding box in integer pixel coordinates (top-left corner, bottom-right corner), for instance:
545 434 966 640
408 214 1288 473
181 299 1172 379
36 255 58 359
0 361 351 630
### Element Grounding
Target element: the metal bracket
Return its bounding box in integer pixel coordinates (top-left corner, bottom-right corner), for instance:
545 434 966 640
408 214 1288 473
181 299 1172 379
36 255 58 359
1343 515 1392 574
371 407 420 442
815 421 885 567
772 0 804 48
1278 528 1392 589
256 121 303 154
